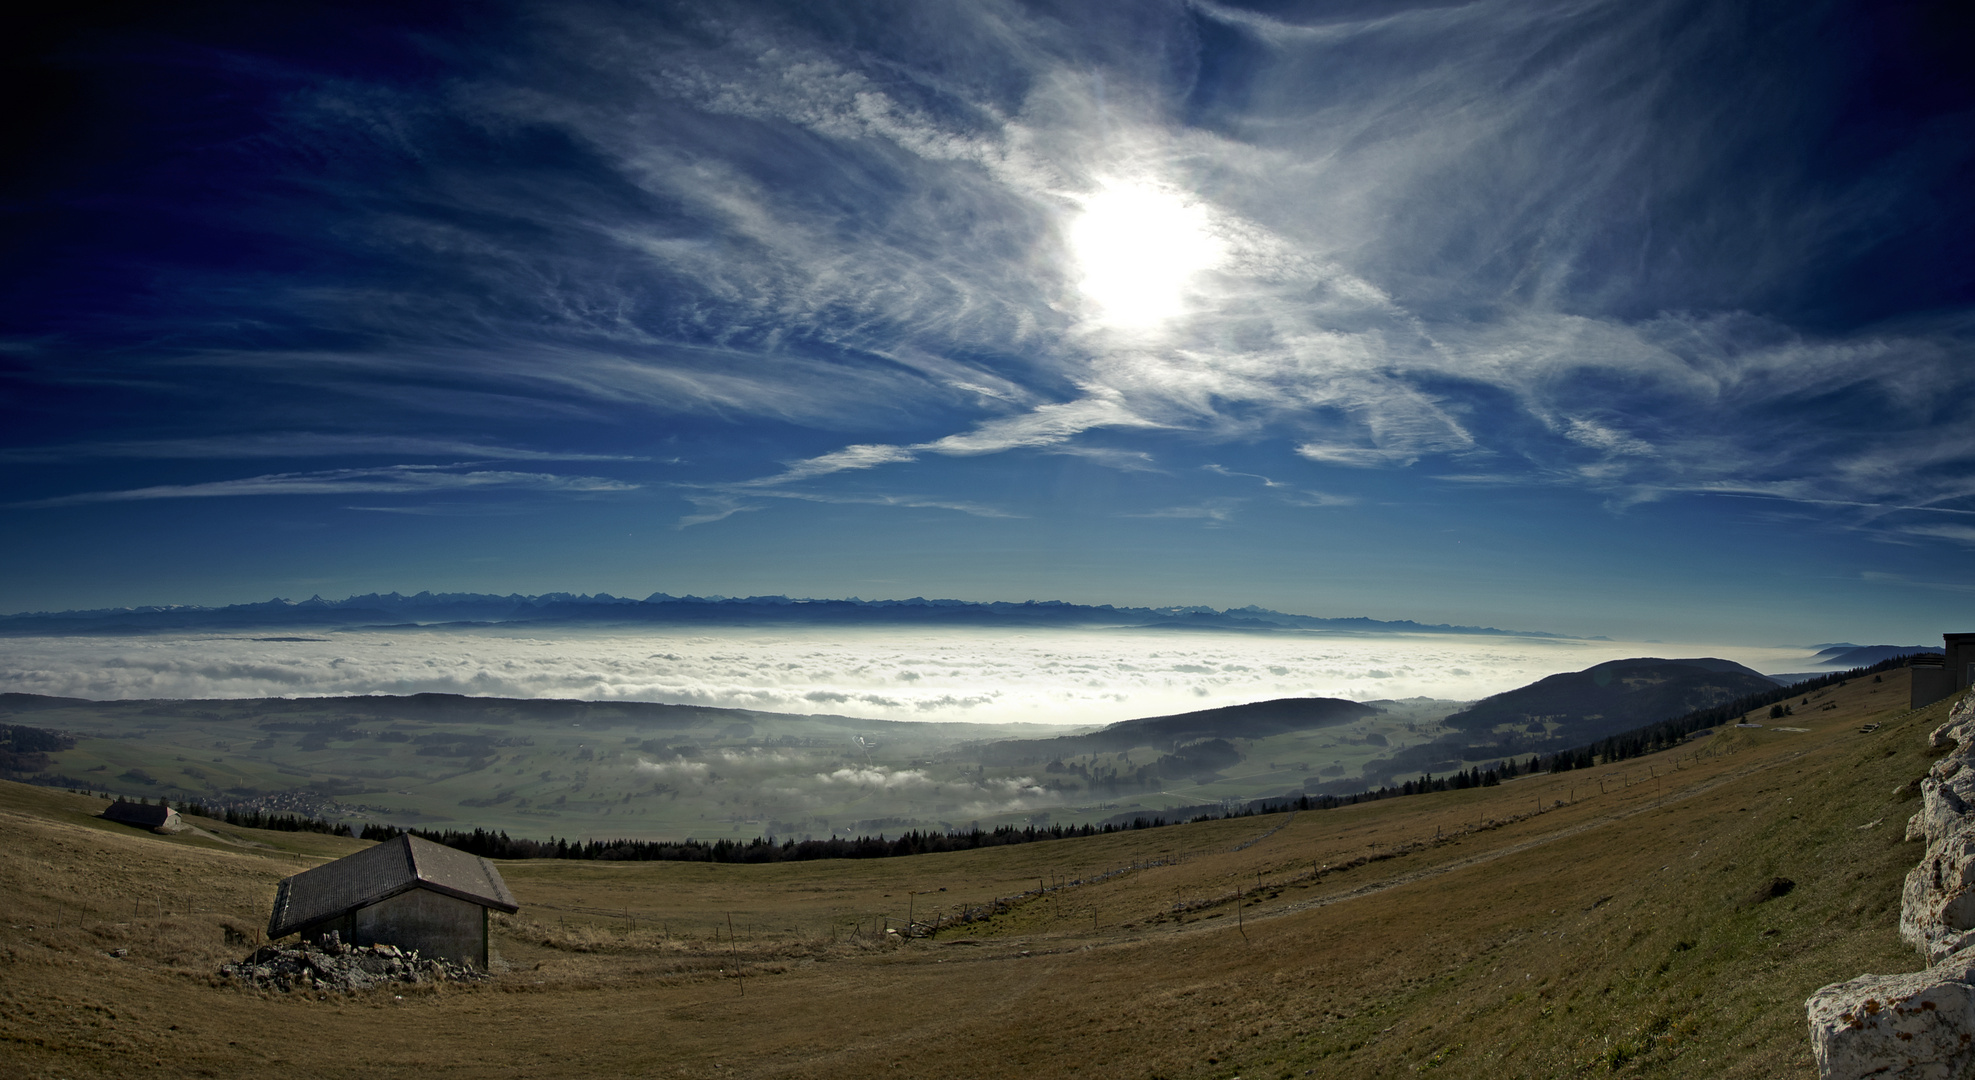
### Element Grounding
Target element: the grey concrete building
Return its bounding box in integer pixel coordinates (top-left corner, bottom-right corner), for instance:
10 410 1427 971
1911 633 1975 710
266 834 519 968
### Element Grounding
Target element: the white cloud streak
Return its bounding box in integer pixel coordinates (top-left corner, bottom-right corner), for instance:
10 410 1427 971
0 434 648 463
599 2 1967 530
15 465 638 507
49 1 1966 538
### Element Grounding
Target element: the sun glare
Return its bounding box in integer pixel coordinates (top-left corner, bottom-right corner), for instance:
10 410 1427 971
1068 181 1225 330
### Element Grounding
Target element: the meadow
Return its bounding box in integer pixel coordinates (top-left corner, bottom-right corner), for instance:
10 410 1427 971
0 668 1945 1078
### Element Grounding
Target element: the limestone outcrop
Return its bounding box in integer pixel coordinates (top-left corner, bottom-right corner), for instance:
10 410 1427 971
218 937 488 994
1809 694 1975 1079
1808 958 1975 1079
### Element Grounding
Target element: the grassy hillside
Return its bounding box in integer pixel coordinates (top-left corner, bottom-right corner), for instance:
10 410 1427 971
0 668 1947 1078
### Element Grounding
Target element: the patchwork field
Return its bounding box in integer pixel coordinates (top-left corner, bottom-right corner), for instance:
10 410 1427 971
0 669 1947 1079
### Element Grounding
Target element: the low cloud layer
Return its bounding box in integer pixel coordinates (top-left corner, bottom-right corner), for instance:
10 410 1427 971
814 765 936 789
0 625 1812 724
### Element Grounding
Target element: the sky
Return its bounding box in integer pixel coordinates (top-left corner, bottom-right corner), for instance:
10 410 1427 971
4 0 1973 645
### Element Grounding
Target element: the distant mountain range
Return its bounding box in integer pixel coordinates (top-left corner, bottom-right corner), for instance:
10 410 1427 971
1760 644 1944 683
0 590 1572 638
1805 644 1941 668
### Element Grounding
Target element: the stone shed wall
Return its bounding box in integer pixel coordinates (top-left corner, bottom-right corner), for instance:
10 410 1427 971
301 887 489 968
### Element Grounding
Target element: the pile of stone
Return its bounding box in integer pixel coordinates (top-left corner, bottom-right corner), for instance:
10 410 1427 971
218 934 487 993
1807 693 1975 1079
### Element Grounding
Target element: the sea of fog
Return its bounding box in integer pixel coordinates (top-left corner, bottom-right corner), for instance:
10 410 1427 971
0 627 1822 727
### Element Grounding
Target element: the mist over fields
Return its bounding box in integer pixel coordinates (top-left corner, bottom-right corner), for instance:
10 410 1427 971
0 626 1814 724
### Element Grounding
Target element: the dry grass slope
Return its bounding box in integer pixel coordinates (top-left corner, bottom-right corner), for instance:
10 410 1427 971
0 671 1950 1079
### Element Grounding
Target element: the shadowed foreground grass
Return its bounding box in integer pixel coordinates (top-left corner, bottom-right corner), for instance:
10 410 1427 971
0 672 1949 1079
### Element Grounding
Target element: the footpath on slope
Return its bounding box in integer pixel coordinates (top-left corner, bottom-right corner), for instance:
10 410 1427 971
1145 737 1822 940
953 722 1834 965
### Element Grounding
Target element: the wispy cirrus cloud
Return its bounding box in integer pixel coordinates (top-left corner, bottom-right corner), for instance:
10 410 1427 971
164 6 1975 508
683 394 1156 524
0 433 652 464
1203 464 1285 488
743 396 1164 489
560 1 1970 533
6 0 1971 609
1128 500 1242 526
1893 523 1975 545
15 465 637 507
678 486 1018 529
745 444 921 487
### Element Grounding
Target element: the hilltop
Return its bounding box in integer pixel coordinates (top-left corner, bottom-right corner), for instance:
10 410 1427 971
973 696 1381 766
0 667 1950 1078
1444 657 1781 743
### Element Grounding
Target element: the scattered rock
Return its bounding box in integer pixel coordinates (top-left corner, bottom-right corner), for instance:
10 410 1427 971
1930 720 1961 753
1901 707 1975 964
1810 692 1975 1078
218 936 487 994
1808 956 1975 1080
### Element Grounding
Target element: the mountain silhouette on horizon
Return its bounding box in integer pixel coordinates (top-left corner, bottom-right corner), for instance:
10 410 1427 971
0 591 1571 639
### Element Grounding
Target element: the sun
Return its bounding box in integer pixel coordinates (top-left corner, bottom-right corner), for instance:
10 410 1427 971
1067 180 1226 330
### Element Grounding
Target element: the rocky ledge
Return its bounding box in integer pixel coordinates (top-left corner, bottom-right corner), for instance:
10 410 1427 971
1807 693 1975 1079
218 937 488 993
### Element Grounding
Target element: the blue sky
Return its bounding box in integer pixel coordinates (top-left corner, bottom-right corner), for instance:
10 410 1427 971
3 0 1972 643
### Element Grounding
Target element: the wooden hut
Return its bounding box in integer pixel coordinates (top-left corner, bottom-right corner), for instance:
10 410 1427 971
101 796 183 834
266 834 518 968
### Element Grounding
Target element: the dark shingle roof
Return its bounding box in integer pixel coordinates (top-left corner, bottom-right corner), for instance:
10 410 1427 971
102 800 176 827
267 834 518 939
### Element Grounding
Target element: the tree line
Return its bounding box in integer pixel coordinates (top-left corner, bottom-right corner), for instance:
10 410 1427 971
353 817 1186 863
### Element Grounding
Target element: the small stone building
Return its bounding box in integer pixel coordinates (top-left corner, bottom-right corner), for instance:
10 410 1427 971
101 797 183 834
1911 633 1975 710
266 834 519 968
